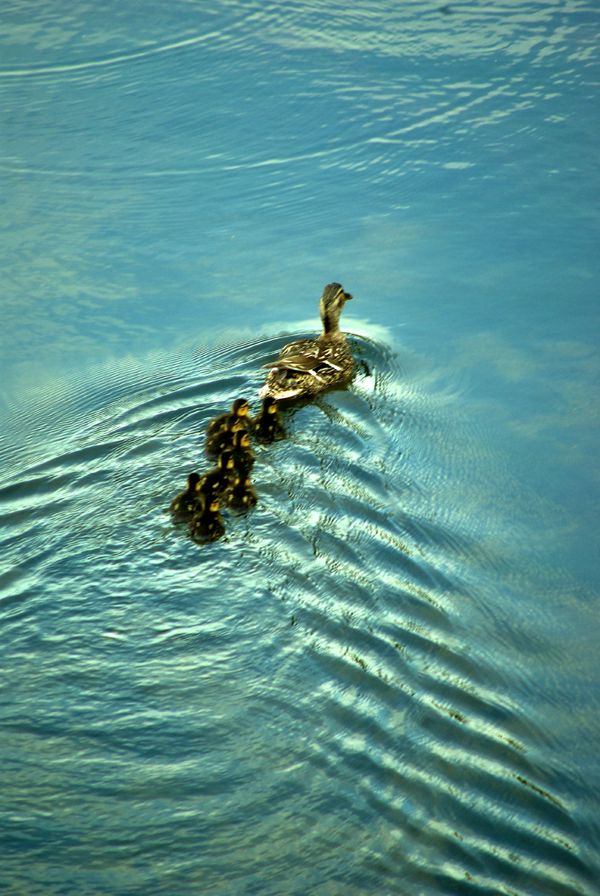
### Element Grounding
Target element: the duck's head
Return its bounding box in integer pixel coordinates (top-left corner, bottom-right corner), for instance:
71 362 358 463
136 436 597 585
262 396 278 415
231 398 250 417
319 283 352 334
187 472 201 490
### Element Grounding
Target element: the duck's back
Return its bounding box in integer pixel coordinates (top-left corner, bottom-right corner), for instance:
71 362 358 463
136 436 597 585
280 336 318 359
261 332 353 401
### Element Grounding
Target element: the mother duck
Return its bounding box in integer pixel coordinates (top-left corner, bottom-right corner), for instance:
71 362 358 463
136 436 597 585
260 282 354 402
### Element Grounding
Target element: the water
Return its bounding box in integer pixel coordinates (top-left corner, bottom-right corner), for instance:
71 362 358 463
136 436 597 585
1 2 599 893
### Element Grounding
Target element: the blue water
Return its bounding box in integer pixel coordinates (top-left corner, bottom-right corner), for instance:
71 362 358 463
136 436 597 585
1 2 599 894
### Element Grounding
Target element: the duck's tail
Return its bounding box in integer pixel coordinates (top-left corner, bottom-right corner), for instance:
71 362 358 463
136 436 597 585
259 382 303 401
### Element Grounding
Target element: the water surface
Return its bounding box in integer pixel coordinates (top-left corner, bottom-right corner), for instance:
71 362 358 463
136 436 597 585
1 2 599 894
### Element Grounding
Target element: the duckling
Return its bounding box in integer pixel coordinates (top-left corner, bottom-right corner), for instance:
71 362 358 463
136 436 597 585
230 430 255 476
170 471 201 520
205 417 248 459
190 493 225 543
260 283 354 402
196 450 235 500
225 472 257 512
206 398 250 439
252 396 285 444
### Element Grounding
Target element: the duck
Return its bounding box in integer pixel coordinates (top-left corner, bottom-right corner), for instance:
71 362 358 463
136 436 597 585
225 472 257 512
259 283 354 402
170 472 201 520
252 396 285 444
206 398 250 439
190 493 225 543
196 450 235 500
205 417 248 459
230 430 255 476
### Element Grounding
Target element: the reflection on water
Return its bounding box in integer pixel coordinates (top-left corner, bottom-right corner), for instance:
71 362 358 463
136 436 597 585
2 0 600 893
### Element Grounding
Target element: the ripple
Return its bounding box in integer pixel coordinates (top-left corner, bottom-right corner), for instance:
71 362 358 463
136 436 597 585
0 31 223 80
1 326 599 894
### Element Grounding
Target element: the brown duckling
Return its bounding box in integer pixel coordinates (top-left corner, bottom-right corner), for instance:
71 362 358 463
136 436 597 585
190 493 225 543
206 398 250 439
260 283 353 401
252 396 285 444
196 450 235 500
205 417 248 459
230 430 255 476
170 472 201 520
225 472 257 512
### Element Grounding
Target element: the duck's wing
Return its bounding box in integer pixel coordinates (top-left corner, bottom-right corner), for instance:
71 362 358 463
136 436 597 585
263 356 325 382
263 352 320 372
261 331 322 370
279 338 317 359
264 344 343 373
263 336 337 371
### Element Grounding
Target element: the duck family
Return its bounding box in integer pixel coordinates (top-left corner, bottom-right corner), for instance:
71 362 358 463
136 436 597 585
169 282 354 544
